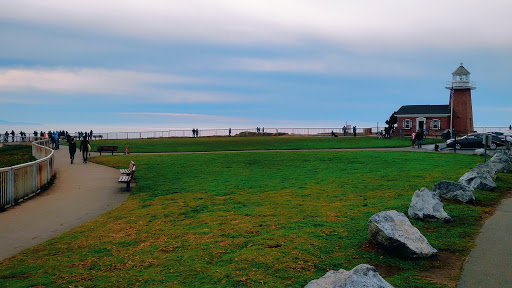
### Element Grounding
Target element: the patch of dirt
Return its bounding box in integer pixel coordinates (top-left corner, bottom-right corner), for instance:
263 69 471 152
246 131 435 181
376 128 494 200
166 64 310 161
360 241 379 253
419 250 464 288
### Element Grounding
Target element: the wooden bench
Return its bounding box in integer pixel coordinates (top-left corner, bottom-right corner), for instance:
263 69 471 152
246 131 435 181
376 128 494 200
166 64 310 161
93 135 103 140
120 161 135 175
118 166 135 191
96 145 118 155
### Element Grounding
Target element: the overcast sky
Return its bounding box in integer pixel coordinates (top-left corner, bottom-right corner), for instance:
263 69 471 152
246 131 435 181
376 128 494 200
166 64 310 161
1 0 511 132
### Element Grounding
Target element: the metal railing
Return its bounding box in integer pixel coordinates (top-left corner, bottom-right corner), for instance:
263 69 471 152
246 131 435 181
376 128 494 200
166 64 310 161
0 139 54 210
71 127 375 140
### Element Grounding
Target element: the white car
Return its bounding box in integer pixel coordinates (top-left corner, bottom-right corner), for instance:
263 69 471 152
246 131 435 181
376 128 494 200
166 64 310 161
489 131 512 143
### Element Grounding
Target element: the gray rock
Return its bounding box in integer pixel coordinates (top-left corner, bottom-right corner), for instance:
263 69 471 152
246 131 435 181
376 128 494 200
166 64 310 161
432 180 475 204
408 188 452 222
488 154 511 172
486 161 510 174
368 210 437 258
474 148 492 156
459 170 497 190
473 163 497 179
304 264 393 288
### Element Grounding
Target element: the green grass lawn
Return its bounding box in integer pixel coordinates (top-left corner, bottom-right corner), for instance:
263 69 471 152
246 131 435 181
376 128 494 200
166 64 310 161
77 136 444 153
0 145 36 167
0 150 509 287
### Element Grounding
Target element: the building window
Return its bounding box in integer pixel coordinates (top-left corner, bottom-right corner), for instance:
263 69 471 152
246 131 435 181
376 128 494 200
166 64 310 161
430 119 441 130
403 119 412 129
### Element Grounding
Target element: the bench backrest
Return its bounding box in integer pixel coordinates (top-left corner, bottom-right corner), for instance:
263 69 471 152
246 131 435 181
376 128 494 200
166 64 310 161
129 161 135 170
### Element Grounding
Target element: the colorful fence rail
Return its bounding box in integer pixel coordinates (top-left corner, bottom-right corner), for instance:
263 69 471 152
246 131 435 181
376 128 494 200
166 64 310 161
0 139 54 210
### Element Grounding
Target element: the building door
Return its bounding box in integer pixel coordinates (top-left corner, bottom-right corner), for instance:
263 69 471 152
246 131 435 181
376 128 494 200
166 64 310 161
416 117 426 131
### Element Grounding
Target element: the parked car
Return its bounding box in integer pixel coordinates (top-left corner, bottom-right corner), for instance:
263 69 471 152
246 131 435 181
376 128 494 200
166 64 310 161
489 131 512 143
446 133 504 150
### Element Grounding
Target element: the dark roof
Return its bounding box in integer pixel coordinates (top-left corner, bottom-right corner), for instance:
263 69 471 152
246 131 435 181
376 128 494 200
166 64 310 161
452 63 470 75
394 105 451 116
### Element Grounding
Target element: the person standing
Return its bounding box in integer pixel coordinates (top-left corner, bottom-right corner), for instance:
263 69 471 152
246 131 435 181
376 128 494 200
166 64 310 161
69 138 77 164
79 135 90 163
229 128 231 137
343 126 347 136
89 130 93 140
10 130 15 142
353 126 357 137
411 132 416 148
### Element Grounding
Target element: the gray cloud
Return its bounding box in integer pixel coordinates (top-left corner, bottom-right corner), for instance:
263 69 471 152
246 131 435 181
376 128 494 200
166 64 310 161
2 0 512 50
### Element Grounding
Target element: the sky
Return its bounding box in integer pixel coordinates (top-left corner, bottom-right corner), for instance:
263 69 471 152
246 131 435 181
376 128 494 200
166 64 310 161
1 0 512 133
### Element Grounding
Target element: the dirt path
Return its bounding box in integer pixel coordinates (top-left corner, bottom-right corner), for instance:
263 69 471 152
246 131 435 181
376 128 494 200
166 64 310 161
0 149 129 261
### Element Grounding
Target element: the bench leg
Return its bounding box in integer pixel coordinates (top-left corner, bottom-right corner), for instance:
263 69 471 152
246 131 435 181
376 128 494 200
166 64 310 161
112 151 114 155
126 181 131 191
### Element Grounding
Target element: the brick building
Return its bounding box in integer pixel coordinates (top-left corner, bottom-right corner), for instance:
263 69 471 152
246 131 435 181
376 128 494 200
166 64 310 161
394 63 476 137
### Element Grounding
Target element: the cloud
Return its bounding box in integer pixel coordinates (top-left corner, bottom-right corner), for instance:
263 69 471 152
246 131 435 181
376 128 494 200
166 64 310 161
0 67 246 104
222 56 422 76
0 67 199 94
2 0 512 50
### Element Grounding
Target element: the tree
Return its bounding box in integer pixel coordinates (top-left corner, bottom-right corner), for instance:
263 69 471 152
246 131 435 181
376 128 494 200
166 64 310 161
384 113 398 138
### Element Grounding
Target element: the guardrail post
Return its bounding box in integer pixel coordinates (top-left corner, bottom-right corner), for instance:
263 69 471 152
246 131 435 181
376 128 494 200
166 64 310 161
33 163 37 193
47 158 50 181
8 167 14 206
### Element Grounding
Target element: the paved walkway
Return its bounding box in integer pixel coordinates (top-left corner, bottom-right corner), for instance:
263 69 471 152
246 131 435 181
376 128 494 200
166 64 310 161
457 196 512 287
0 149 129 261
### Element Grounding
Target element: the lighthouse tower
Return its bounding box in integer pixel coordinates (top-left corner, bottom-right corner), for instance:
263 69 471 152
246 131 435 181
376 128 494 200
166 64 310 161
446 63 476 135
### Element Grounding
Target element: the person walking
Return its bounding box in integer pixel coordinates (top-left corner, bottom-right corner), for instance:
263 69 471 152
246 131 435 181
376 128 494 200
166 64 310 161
54 131 60 150
79 135 90 163
416 129 424 148
69 138 77 164
411 132 416 148
343 126 347 136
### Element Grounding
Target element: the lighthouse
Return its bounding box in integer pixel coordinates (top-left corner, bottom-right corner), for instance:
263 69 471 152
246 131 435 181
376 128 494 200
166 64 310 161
446 63 476 136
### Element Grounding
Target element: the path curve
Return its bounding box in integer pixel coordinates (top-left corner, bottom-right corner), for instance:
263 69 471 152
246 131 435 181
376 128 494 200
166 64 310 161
0 149 129 261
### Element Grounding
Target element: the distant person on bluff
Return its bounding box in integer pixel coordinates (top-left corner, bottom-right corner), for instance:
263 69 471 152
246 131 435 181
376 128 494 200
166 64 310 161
69 138 77 164
79 135 90 163
353 126 357 137
89 130 93 140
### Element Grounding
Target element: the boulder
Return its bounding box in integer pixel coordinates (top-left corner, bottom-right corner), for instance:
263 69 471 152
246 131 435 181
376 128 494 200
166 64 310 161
459 170 497 190
472 163 497 179
432 180 475 204
304 264 393 288
368 210 437 258
474 148 492 156
408 188 452 222
486 161 510 174
488 154 511 172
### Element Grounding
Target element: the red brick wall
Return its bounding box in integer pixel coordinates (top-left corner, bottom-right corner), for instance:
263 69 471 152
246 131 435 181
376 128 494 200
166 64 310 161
395 116 449 136
450 89 474 135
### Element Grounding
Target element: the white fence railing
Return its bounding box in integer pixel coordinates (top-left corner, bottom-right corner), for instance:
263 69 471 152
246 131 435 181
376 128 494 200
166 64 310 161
2 127 511 142
0 139 55 210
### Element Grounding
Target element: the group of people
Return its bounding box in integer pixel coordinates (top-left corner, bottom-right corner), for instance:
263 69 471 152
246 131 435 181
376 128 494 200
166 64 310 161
411 129 425 148
67 135 90 164
191 128 199 137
